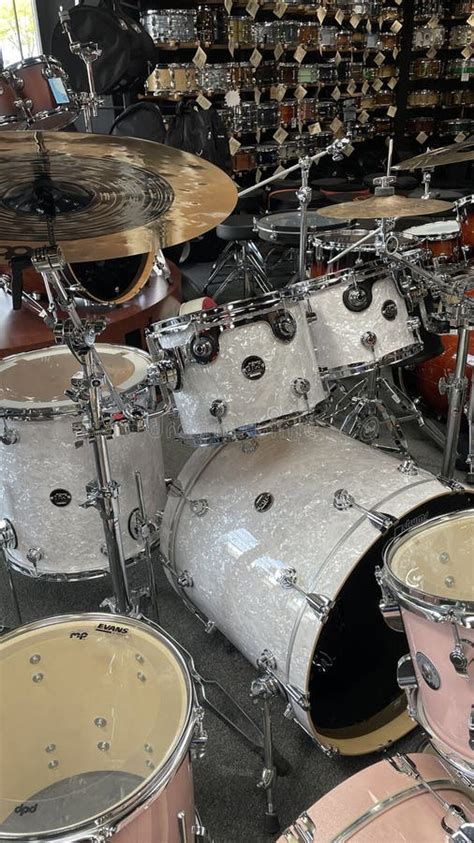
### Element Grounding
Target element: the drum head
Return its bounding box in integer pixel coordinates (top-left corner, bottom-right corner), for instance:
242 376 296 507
68 252 154 303
257 211 344 244
386 510 474 604
404 220 460 240
0 344 150 411
0 615 192 837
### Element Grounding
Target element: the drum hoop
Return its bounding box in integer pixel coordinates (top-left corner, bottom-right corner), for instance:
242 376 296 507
383 509 474 625
290 261 387 296
0 613 197 842
320 343 424 381
454 194 474 212
8 55 62 72
177 409 315 446
5 547 145 582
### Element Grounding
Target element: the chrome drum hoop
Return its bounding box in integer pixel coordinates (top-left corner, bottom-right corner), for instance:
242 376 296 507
320 343 425 381
177 408 316 446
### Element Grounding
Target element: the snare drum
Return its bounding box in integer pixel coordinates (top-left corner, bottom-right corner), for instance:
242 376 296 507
317 61 339 85
228 62 254 89
443 88 474 107
377 32 398 49
232 145 257 172
453 0 474 12
0 70 27 129
375 90 395 106
407 89 440 107
278 100 298 127
414 0 445 14
257 101 279 129
279 20 301 46
256 142 280 167
278 63 298 86
455 195 474 249
450 25 474 48
298 97 317 124
147 291 326 443
196 4 225 44
381 511 474 781
279 138 300 162
146 64 197 95
141 9 197 43
316 100 338 123
410 58 444 79
413 25 446 48
320 27 338 48
8 56 79 130
234 102 258 133
405 116 435 135
0 345 165 579
312 228 378 277
335 29 353 51
201 63 230 92
227 16 254 46
297 262 423 376
298 22 319 47
0 614 201 842
256 211 344 245
352 123 375 142
254 61 276 88
439 118 474 136
373 116 394 134
445 57 474 79
279 753 472 842
403 221 460 262
297 65 320 86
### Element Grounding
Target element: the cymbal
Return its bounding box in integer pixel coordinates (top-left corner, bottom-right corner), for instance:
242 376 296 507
393 137 474 171
317 194 453 220
0 131 237 263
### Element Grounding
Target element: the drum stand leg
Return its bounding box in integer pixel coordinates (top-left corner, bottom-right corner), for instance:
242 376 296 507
466 369 474 485
0 526 22 631
250 676 280 835
441 326 470 481
205 242 270 300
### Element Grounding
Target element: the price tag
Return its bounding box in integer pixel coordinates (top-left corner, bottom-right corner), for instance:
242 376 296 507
359 109 369 124
366 19 372 32
197 93 212 110
350 13 361 28
273 164 286 176
330 116 344 133
331 85 341 100
334 50 342 65
224 0 233 13
335 9 344 25
255 128 261 143
347 81 357 95
274 0 288 18
416 131 428 144
390 20 402 34
455 132 467 144
361 81 370 94
254 86 262 104
255 168 262 183
229 137 241 156
273 126 288 144
317 7 327 23
309 121 322 134
250 48 263 67
271 83 287 101
426 47 437 59
274 43 284 60
395 0 402 5
468 13 474 26
246 0 259 18
193 46 207 68
462 72 470 82
392 47 399 59
294 45 307 63
228 39 236 57
427 15 439 28
226 89 241 106
387 76 398 89
343 143 354 157
461 46 473 59
374 52 385 66
387 105 397 117
372 77 383 91
294 84 308 100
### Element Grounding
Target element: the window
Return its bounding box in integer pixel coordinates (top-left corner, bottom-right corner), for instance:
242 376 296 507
0 0 42 68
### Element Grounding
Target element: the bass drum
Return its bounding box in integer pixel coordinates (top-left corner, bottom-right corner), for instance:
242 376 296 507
160 426 474 756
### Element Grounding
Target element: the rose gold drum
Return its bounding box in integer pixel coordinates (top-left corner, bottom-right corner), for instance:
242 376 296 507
278 753 473 842
380 510 474 782
0 70 27 130
0 614 205 842
8 56 79 130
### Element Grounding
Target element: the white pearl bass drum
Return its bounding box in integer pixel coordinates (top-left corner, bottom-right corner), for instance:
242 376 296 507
160 426 473 756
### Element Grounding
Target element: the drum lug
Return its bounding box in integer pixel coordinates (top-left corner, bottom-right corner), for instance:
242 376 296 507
333 489 396 532
437 476 465 492
276 568 333 622
396 654 418 720
398 458 418 476
469 706 474 751
191 706 208 761
282 811 317 843
0 420 19 445
361 331 377 350
0 518 17 551
375 567 404 632
168 480 209 517
177 570 194 588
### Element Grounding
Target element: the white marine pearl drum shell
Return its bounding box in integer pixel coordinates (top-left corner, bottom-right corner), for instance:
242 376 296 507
160 425 470 755
148 295 326 443
277 753 473 842
0 345 166 578
300 269 422 377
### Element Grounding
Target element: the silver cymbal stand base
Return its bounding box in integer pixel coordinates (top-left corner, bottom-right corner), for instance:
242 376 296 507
205 241 270 300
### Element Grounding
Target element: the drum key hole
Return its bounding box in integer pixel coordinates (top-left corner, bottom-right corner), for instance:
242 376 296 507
135 654 145 664
444 576 455 588
32 673 44 683
439 552 450 564
97 741 110 751
45 744 56 753
94 717 107 728
29 654 41 664
144 744 154 753
137 672 147 682
48 760 59 770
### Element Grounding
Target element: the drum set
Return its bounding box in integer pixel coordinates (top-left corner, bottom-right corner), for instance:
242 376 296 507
0 125 473 841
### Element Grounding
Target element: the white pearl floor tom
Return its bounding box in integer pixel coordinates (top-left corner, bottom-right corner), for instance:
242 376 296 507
0 614 200 842
160 425 474 755
0 345 166 579
147 291 326 445
293 262 423 379
380 511 474 782
278 753 473 842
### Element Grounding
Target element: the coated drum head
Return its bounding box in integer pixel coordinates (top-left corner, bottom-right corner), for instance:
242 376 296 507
403 220 460 241
386 510 474 603
0 344 150 411
0 615 192 838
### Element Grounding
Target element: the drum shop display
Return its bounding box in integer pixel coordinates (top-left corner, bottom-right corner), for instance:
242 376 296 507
159 425 473 755
141 9 197 43
0 614 201 842
410 58 444 79
407 89 440 108
146 64 198 96
146 290 326 443
231 145 257 172
0 345 166 579
412 25 446 49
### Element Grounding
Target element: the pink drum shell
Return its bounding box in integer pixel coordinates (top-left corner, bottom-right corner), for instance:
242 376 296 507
113 755 195 843
278 753 473 842
401 606 474 766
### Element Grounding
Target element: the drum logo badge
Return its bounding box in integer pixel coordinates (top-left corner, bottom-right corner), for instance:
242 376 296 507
15 804 38 816
242 356 266 380
255 492 274 512
50 488 72 507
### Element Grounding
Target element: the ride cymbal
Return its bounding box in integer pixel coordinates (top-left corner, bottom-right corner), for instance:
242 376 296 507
317 194 453 220
393 137 474 171
0 131 237 263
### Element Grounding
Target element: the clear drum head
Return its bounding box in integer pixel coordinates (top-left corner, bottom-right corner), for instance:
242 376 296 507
0 615 192 838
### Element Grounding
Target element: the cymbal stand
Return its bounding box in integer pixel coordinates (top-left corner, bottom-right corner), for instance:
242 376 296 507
58 7 102 133
250 675 280 834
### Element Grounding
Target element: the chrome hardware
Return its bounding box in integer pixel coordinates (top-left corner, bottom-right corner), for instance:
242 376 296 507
0 420 19 445
469 707 474 751
273 311 297 342
284 811 317 843
191 706 208 761
333 489 396 532
375 566 404 632
26 547 44 565
177 571 194 588
285 684 311 711
397 654 418 719
257 649 277 672
389 754 468 831
398 458 418 476
276 567 333 622
177 811 189 843
437 476 465 492
452 823 474 843
416 651 441 690
449 624 472 675
0 518 17 551
250 673 280 833
361 331 377 349
147 356 180 391
191 335 215 364
209 399 227 420
292 378 310 398
406 316 421 332
168 481 209 517
381 300 398 321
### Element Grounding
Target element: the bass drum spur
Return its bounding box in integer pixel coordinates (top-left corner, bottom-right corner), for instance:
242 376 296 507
160 426 473 756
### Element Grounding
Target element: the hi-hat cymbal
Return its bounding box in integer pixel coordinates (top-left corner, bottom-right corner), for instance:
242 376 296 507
317 194 453 220
0 131 237 263
393 137 474 171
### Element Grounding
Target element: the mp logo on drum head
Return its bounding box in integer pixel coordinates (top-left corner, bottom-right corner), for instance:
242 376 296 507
50 488 72 507
255 492 274 512
242 356 266 380
416 652 441 690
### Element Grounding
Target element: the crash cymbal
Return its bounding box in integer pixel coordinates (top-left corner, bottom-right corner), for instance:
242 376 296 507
317 194 453 220
393 137 474 171
0 131 237 263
